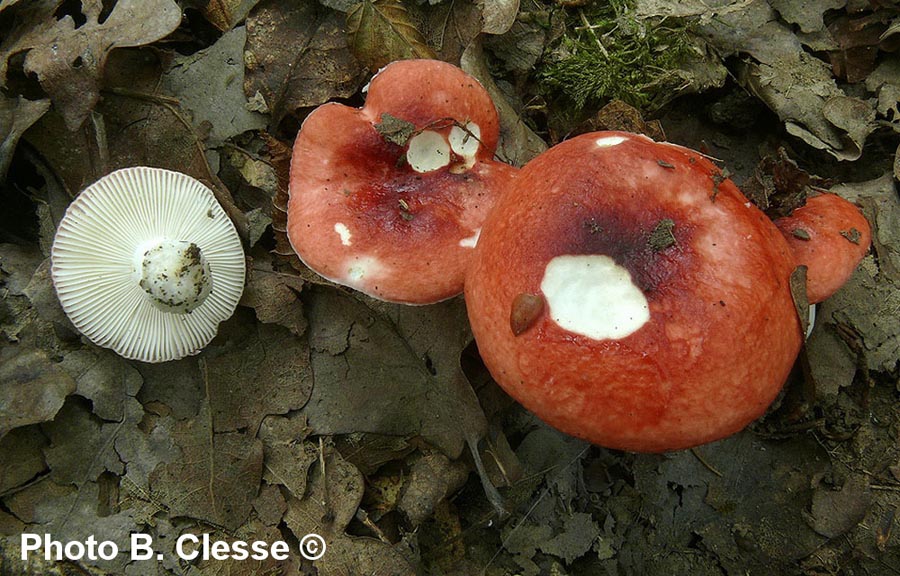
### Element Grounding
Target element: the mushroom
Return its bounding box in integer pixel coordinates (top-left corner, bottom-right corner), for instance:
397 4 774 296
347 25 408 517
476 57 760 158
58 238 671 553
465 131 804 453
773 193 871 303
287 59 518 304
51 167 246 363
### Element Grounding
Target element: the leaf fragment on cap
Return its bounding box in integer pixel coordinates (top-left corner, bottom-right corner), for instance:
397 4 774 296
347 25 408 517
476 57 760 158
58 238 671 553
790 265 810 338
840 227 861 244
375 112 416 146
649 218 676 252
792 228 811 241
510 293 544 336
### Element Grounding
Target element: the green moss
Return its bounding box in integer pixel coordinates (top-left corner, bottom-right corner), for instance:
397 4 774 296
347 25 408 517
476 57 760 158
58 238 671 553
539 0 695 111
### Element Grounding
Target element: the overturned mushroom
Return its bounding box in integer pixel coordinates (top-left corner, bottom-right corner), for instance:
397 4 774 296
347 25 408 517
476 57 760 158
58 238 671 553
466 132 804 453
51 167 246 363
287 59 518 305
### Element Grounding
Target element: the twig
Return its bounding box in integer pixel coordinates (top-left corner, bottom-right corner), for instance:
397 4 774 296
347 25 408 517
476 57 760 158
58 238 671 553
579 9 609 58
691 447 723 477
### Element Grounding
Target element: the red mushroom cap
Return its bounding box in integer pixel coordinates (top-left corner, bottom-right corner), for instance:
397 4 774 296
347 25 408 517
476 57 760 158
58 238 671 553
287 59 517 304
774 193 871 304
465 131 803 453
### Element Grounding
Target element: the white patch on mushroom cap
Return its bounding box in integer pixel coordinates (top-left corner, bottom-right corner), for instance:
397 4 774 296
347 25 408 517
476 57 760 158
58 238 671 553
51 167 245 363
595 135 628 148
449 122 481 162
540 255 650 340
345 255 383 286
406 131 451 173
334 222 352 246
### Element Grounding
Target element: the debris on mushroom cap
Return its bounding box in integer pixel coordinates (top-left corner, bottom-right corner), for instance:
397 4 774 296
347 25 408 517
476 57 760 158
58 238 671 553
51 167 246 363
774 193 872 304
465 131 804 453
287 59 518 305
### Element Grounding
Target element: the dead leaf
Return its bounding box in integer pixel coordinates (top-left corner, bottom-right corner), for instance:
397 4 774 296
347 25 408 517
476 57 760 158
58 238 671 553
245 0 366 124
321 0 358 12
253 482 287 526
581 99 667 141
0 243 43 296
637 0 877 161
0 0 22 14
461 40 548 167
515 424 588 510
374 112 417 146
118 516 184 575
818 256 899 375
634 432 830 572
483 16 546 75
284 448 416 576
5 479 136 573
896 143 900 181
240 264 307 336
744 55 873 161
769 0 845 34
336 433 417 476
202 0 264 31
114 412 179 491
149 400 264 530
161 26 267 146
832 174 900 282
0 347 76 440
868 60 900 127
0 248 60 348
59 348 143 422
302 288 486 458
203 309 312 433
0 426 47 495
43 397 143 486
258 413 317 500
827 12 889 82
23 259 73 333
184 520 287 575
0 95 50 179
134 359 205 420
0 0 182 130
807 474 873 538
283 448 360 539
398 452 470 527
21 47 251 238
790 266 811 338
540 512 601 564
414 0 483 65
347 0 437 71
502 521 552 574
480 0 519 35
0 509 24 537
806 326 857 397
742 148 831 218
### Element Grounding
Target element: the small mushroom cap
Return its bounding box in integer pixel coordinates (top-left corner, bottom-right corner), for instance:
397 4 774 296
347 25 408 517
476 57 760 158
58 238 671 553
466 131 803 453
287 59 517 304
51 167 246 363
774 193 871 303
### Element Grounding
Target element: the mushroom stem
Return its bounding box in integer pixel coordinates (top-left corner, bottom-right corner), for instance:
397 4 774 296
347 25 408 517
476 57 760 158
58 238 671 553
135 239 212 314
